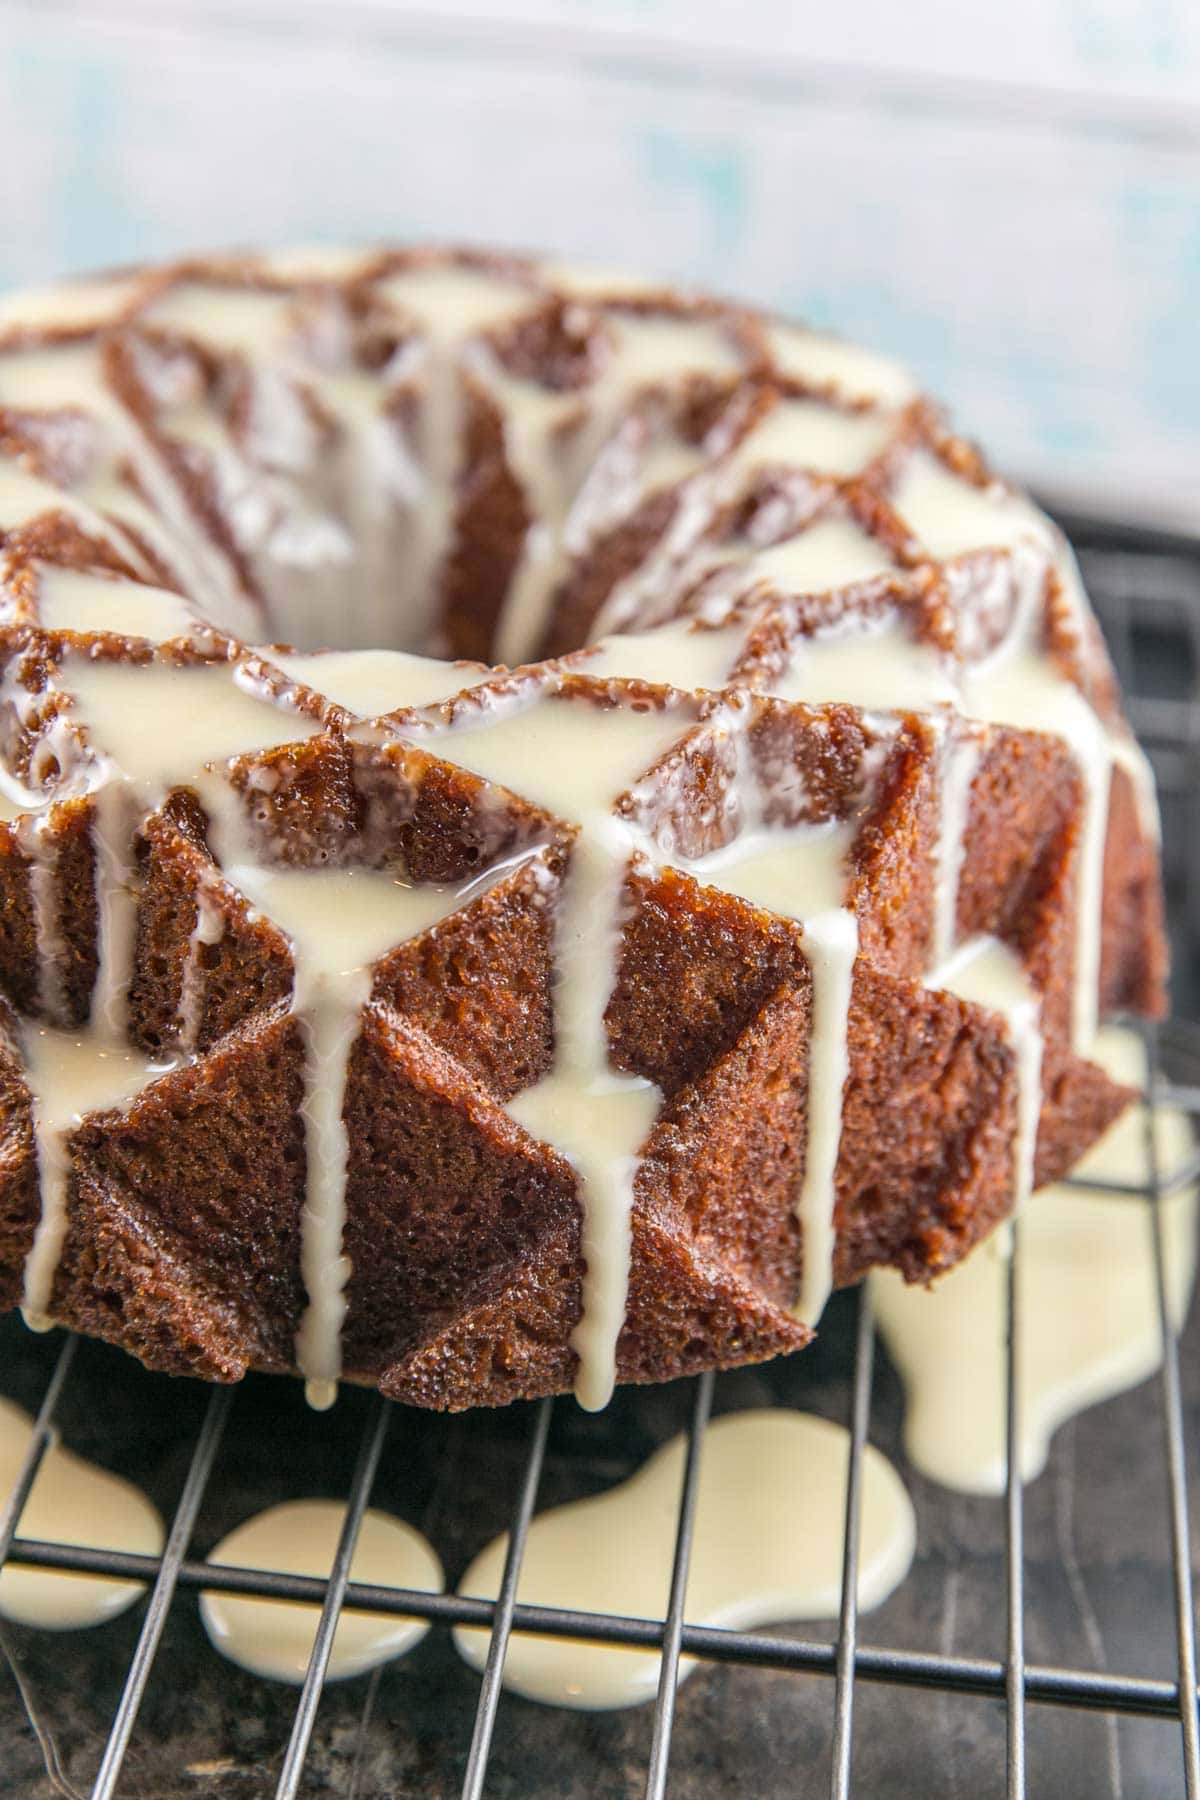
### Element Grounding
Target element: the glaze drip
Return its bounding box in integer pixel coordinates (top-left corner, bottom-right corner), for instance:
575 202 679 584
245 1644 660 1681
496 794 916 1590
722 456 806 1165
456 1409 915 1708
0 1396 163 1628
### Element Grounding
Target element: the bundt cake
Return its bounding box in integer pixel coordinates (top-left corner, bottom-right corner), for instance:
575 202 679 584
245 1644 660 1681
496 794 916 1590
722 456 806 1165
0 246 1167 1412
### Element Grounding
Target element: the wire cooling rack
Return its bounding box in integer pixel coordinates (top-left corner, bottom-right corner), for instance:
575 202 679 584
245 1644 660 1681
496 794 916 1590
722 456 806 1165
1 514 1199 1800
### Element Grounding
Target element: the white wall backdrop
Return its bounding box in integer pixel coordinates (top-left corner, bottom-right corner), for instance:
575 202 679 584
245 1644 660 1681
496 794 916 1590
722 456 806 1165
0 0 1197 524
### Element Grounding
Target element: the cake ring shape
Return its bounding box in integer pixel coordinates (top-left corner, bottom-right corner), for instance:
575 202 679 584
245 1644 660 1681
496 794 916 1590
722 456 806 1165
0 246 1167 1411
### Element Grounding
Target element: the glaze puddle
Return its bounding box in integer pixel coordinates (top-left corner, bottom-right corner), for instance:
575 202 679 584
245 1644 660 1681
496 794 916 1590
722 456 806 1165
873 1025 1198 1494
454 1409 915 1709
0 1396 163 1629
200 1500 443 1683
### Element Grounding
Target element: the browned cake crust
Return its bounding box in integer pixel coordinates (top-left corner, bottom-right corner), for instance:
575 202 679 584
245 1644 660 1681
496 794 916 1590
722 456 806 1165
0 246 1168 1410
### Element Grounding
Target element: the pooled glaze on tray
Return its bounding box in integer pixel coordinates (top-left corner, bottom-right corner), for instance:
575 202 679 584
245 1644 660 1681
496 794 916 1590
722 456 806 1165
454 1408 915 1709
199 1499 443 1683
0 1395 162 1629
873 1025 1197 1493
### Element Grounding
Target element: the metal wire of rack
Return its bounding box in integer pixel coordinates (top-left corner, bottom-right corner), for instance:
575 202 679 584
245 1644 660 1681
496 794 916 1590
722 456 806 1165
1 516 1199 1800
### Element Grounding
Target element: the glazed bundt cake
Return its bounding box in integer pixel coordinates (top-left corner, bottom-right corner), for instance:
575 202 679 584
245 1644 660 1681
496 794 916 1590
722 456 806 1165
0 247 1166 1411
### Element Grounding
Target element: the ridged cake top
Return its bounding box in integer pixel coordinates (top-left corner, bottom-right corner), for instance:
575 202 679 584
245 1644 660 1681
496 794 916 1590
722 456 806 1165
0 246 1162 1410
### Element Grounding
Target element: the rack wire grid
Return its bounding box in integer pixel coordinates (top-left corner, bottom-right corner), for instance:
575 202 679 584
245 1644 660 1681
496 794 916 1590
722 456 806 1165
2 511 1200 1800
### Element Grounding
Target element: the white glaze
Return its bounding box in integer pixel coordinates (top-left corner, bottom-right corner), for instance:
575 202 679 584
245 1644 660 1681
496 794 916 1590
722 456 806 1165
483 371 591 669
0 775 25 823
0 340 114 414
930 935 1043 1212
268 647 485 716
743 515 899 596
606 313 744 391
581 621 742 691
681 823 858 1324
964 640 1110 1053
0 455 163 599
0 351 184 595
19 1027 181 1327
87 782 139 1041
36 565 197 642
884 450 1122 1051
1110 727 1162 846
582 448 737 644
0 461 56 532
890 452 1051 563
200 1500 442 1683
767 324 918 409
218 864 473 1406
873 1026 1196 1493
259 245 376 283
770 610 957 714
378 265 534 344
442 695 686 1409
0 1396 163 1629
489 311 748 667
455 1409 914 1709
60 657 321 1045
0 271 142 335
732 396 894 481
0 460 99 537
178 886 224 1052
375 266 538 657
143 284 296 360
137 268 528 658
64 656 322 788
537 261 675 301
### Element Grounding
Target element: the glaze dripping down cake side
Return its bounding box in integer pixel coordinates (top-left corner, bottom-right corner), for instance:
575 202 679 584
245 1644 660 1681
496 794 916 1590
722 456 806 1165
0 247 1167 1411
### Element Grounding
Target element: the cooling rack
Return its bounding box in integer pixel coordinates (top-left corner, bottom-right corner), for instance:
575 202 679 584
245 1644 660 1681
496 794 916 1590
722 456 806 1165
1 514 1199 1800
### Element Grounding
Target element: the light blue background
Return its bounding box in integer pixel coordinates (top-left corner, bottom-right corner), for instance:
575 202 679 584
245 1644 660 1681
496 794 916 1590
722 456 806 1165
0 0 1196 523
